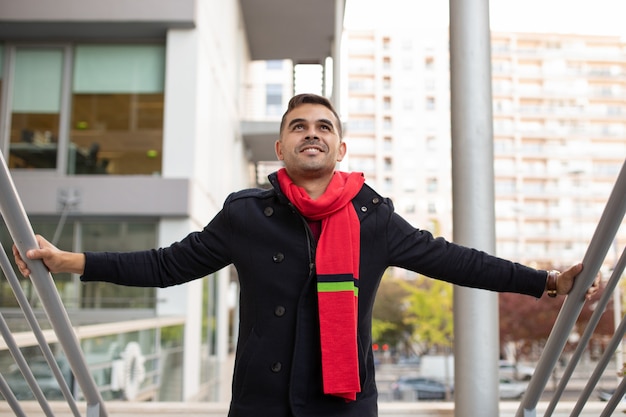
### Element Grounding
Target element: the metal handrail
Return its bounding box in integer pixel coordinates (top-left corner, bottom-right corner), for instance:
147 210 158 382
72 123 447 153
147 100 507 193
0 152 108 417
517 157 626 417
554 246 626 417
0 243 81 417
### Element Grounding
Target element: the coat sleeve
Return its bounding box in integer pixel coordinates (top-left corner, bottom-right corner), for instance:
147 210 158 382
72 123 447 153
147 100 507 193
385 210 547 298
81 201 234 288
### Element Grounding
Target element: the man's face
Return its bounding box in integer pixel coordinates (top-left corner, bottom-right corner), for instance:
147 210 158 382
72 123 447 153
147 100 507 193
275 103 346 180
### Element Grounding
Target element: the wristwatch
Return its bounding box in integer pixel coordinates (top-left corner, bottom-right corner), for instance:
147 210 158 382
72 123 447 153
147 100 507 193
546 270 559 298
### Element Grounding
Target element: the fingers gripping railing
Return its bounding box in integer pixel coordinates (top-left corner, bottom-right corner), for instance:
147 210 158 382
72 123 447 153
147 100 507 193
0 152 108 417
516 157 626 417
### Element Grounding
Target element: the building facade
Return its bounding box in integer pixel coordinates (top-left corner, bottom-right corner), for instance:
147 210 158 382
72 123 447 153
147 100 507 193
342 29 626 274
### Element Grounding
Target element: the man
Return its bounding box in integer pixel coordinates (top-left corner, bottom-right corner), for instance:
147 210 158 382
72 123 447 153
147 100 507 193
14 94 597 417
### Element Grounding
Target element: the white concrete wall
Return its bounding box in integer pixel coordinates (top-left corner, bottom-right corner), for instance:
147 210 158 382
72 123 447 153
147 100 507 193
158 0 253 402
155 219 203 400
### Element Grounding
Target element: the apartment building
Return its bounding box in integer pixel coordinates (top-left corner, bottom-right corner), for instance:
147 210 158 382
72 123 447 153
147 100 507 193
0 0 343 404
491 32 625 268
342 29 626 273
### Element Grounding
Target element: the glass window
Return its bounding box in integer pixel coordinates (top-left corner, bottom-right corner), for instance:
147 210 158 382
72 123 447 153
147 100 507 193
8 47 64 171
427 177 438 193
265 83 282 117
81 328 159 400
70 45 165 175
80 221 157 308
0 219 157 310
0 319 172 401
265 60 283 70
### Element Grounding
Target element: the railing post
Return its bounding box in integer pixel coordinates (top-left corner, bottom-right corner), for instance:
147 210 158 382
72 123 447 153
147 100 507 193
516 158 626 417
0 152 108 417
554 246 626 417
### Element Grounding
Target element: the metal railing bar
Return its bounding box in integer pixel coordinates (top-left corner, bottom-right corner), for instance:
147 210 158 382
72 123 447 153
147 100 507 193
541 245 626 417
598 373 626 417
571 312 626 416
0 372 27 417
86 403 101 417
518 158 626 417
0 241 82 416
0 152 107 417
0 312 55 417
567 246 626 417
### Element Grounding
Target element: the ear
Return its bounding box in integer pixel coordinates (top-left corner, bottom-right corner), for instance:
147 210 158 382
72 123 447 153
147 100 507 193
274 139 284 160
336 141 347 162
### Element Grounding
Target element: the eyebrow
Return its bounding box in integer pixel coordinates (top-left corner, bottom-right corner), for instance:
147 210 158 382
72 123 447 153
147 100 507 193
287 118 336 130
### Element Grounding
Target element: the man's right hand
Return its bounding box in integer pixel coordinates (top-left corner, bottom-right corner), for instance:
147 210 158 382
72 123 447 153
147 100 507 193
12 235 86 277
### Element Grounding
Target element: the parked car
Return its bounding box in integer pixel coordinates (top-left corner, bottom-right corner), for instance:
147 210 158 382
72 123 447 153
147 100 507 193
597 388 626 402
396 355 421 366
499 360 534 381
390 375 525 401
499 378 527 399
390 376 450 400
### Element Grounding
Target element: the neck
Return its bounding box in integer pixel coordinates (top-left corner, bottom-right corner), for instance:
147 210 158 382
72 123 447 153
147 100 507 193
301 182 328 200
285 170 335 200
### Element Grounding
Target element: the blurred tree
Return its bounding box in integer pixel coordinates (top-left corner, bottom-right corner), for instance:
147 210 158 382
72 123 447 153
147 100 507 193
372 273 412 353
499 276 609 361
401 275 454 355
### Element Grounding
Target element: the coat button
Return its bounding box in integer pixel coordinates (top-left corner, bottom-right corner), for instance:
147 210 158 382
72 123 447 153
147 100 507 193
360 206 368 212
372 197 380 204
274 306 286 317
271 362 282 373
264 207 274 216
272 253 285 263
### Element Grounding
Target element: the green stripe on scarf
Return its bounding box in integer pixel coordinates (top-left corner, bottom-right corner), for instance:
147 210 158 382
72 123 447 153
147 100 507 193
317 282 359 296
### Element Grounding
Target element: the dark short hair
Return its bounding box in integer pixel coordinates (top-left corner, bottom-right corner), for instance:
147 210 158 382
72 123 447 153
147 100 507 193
279 93 343 138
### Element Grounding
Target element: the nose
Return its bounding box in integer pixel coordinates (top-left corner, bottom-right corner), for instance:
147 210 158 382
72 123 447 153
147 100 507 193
304 127 320 140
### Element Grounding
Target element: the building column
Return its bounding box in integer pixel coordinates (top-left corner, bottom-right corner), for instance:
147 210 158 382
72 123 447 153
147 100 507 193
449 0 500 415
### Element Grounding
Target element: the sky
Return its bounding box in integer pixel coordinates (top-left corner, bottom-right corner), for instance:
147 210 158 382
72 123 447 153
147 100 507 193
345 0 626 38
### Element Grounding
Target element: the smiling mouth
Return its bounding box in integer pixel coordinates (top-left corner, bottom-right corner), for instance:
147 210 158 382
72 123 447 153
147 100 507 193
301 147 322 153
299 144 325 154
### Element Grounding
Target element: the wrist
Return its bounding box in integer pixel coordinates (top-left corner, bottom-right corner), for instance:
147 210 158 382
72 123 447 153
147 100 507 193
546 270 559 298
63 251 86 275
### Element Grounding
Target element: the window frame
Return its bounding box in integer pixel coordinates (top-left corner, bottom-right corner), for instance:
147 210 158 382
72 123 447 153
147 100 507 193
0 43 73 175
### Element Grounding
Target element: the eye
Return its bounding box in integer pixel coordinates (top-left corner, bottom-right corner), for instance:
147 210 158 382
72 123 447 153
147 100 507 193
320 124 331 131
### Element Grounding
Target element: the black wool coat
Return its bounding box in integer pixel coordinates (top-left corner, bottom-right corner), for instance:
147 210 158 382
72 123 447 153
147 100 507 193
82 171 547 417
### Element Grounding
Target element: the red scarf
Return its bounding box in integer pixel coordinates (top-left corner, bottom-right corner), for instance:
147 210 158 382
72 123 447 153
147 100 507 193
277 168 365 401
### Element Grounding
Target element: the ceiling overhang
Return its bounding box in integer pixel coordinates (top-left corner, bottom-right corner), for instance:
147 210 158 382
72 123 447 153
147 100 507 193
241 121 281 163
239 0 339 63
0 0 196 41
